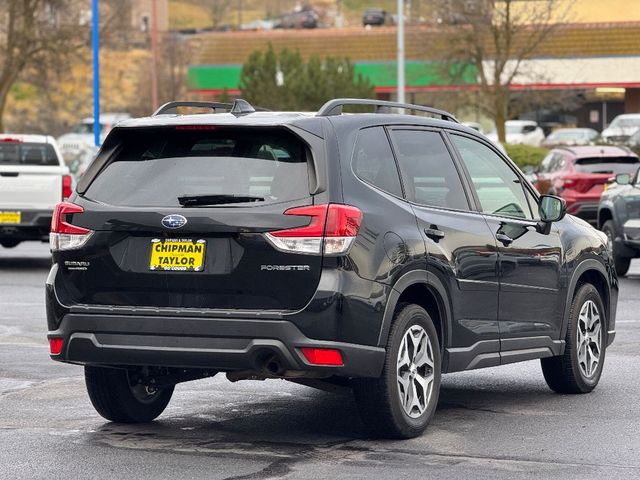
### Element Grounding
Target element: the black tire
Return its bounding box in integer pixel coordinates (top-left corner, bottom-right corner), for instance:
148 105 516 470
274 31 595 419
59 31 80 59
85 366 174 423
353 304 441 439
602 220 631 276
0 240 20 248
541 283 607 394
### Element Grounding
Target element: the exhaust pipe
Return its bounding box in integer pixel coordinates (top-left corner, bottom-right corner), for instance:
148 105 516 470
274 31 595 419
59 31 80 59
264 355 285 376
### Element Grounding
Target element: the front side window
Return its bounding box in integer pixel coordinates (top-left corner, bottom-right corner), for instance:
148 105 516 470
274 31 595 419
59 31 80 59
451 135 533 220
390 129 469 210
352 127 403 197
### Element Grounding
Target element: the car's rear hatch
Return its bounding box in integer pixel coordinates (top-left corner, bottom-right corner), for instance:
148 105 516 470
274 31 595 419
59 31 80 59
569 156 640 194
55 125 324 311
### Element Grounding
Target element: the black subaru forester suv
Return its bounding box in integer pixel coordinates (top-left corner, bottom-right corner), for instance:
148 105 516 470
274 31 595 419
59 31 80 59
47 99 618 438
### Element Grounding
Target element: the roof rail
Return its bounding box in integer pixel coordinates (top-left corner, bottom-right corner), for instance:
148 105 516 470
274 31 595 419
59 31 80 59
316 98 459 123
152 99 265 116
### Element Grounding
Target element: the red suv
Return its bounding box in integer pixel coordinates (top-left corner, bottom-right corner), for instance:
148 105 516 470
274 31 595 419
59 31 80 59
535 146 639 223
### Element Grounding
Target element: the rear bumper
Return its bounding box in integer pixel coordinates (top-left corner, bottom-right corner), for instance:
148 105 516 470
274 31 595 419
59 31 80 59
0 209 52 241
48 313 386 378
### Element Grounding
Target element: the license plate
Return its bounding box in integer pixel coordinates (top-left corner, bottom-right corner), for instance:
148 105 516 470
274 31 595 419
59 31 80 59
0 211 21 224
149 239 206 272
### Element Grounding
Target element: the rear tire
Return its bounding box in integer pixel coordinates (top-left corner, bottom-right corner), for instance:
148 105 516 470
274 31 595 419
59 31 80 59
85 366 174 423
541 283 606 394
0 240 20 248
353 304 441 439
602 220 631 276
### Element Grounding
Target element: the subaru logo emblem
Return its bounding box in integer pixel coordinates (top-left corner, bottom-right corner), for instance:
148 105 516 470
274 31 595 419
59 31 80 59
161 214 187 229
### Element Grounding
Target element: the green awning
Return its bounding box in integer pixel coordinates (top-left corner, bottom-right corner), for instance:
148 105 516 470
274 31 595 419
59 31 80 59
187 61 478 91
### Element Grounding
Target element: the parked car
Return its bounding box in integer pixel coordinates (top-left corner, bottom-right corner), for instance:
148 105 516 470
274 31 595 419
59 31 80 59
363 8 387 26
0 134 71 248
486 120 545 146
274 9 319 29
626 128 640 149
598 169 640 276
57 112 130 163
461 121 483 133
601 113 640 144
47 98 617 439
541 128 599 148
535 146 640 223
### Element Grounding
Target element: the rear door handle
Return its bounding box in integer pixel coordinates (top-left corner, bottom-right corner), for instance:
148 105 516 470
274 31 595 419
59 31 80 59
0 172 19 177
496 233 513 247
424 226 445 243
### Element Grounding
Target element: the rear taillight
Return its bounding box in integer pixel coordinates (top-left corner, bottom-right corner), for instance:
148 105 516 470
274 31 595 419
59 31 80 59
50 202 93 252
62 175 73 199
563 178 577 188
49 338 64 355
264 203 363 255
300 347 344 366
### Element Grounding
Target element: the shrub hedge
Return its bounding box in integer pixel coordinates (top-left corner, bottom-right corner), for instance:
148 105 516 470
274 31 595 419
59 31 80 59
504 144 549 170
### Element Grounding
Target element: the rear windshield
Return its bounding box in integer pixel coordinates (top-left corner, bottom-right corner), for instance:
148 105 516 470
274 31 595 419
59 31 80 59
84 127 311 207
0 142 59 166
574 156 639 174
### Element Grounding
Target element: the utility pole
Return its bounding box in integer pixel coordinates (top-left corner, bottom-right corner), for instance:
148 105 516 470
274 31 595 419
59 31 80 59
91 0 100 147
397 0 405 103
150 0 159 112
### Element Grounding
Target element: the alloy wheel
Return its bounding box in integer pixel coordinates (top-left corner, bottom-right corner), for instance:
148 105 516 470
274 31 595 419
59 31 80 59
397 325 435 418
577 300 602 378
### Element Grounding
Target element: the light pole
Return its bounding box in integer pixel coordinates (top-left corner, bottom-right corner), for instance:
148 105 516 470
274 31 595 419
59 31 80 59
150 0 159 111
91 0 100 147
397 0 405 104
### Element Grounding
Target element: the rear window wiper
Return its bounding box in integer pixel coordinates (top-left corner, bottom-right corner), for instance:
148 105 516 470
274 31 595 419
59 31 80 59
177 194 265 206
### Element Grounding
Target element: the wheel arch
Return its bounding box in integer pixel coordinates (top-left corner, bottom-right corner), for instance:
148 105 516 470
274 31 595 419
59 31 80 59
597 207 613 230
562 259 611 340
378 270 452 360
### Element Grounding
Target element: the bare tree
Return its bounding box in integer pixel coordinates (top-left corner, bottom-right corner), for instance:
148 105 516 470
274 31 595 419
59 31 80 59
435 0 571 142
208 0 233 28
0 0 84 132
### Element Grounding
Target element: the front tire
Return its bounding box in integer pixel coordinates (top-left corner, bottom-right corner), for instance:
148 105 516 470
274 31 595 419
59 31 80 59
353 304 441 439
85 366 174 423
541 283 606 393
602 220 631 276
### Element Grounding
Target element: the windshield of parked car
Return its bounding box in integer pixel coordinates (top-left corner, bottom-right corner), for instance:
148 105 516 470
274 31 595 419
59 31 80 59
72 123 106 134
0 142 59 166
506 124 529 134
574 156 640 174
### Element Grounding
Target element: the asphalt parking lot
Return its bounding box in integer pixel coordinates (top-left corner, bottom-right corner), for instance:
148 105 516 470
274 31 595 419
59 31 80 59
1 242 639 479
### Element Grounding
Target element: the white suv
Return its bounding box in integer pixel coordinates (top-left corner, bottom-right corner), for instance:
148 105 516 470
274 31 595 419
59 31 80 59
0 134 70 248
57 112 130 163
487 120 546 147
601 113 640 144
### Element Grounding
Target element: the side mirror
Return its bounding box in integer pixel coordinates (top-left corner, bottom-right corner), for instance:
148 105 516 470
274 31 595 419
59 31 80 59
615 173 631 185
537 195 566 234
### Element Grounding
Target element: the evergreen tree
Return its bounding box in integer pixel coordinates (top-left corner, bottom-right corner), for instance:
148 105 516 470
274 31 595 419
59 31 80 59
239 44 374 111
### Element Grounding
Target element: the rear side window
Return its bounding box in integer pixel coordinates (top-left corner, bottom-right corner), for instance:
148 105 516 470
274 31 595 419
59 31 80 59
352 127 403 197
390 129 469 210
84 127 311 207
0 142 59 166
574 156 639 175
